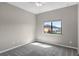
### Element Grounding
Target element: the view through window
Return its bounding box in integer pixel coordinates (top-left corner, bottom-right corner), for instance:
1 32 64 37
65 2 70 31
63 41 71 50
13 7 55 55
44 20 62 34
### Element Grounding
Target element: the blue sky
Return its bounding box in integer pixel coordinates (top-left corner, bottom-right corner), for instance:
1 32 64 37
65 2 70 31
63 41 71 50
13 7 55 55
52 21 61 27
44 21 61 27
44 22 51 26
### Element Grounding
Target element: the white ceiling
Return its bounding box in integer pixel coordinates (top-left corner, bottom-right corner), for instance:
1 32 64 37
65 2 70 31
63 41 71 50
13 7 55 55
8 2 77 14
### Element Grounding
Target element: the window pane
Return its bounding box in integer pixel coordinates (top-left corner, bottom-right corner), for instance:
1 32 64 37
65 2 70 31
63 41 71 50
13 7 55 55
52 21 62 34
44 21 52 33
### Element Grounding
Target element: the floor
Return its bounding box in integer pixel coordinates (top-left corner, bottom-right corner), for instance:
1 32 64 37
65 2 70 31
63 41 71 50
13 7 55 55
0 42 78 56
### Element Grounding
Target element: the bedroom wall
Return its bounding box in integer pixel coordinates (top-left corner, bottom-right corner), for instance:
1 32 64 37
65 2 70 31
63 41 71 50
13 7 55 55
0 3 36 52
36 5 78 48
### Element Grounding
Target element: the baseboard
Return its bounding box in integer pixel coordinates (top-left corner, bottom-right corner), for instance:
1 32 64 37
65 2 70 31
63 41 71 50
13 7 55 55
35 41 78 50
53 43 78 50
0 41 33 54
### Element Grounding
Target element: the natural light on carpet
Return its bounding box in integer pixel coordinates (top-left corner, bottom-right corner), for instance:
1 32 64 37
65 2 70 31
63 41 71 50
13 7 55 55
31 42 52 48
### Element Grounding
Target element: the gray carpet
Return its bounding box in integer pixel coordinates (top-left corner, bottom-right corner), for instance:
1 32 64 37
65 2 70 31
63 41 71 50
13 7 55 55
0 42 77 56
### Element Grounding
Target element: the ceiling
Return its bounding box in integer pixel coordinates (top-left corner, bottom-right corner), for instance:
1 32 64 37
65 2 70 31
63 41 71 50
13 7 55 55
8 2 77 14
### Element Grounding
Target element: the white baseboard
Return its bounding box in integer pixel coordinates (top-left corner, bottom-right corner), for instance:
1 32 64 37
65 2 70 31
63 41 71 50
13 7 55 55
35 41 78 50
0 42 33 54
52 43 78 50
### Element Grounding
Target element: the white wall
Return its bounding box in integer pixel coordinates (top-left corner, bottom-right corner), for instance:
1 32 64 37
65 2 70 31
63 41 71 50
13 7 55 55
36 5 78 48
0 3 36 52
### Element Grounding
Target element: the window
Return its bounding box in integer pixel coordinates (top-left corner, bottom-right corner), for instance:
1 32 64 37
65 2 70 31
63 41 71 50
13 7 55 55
44 20 62 34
